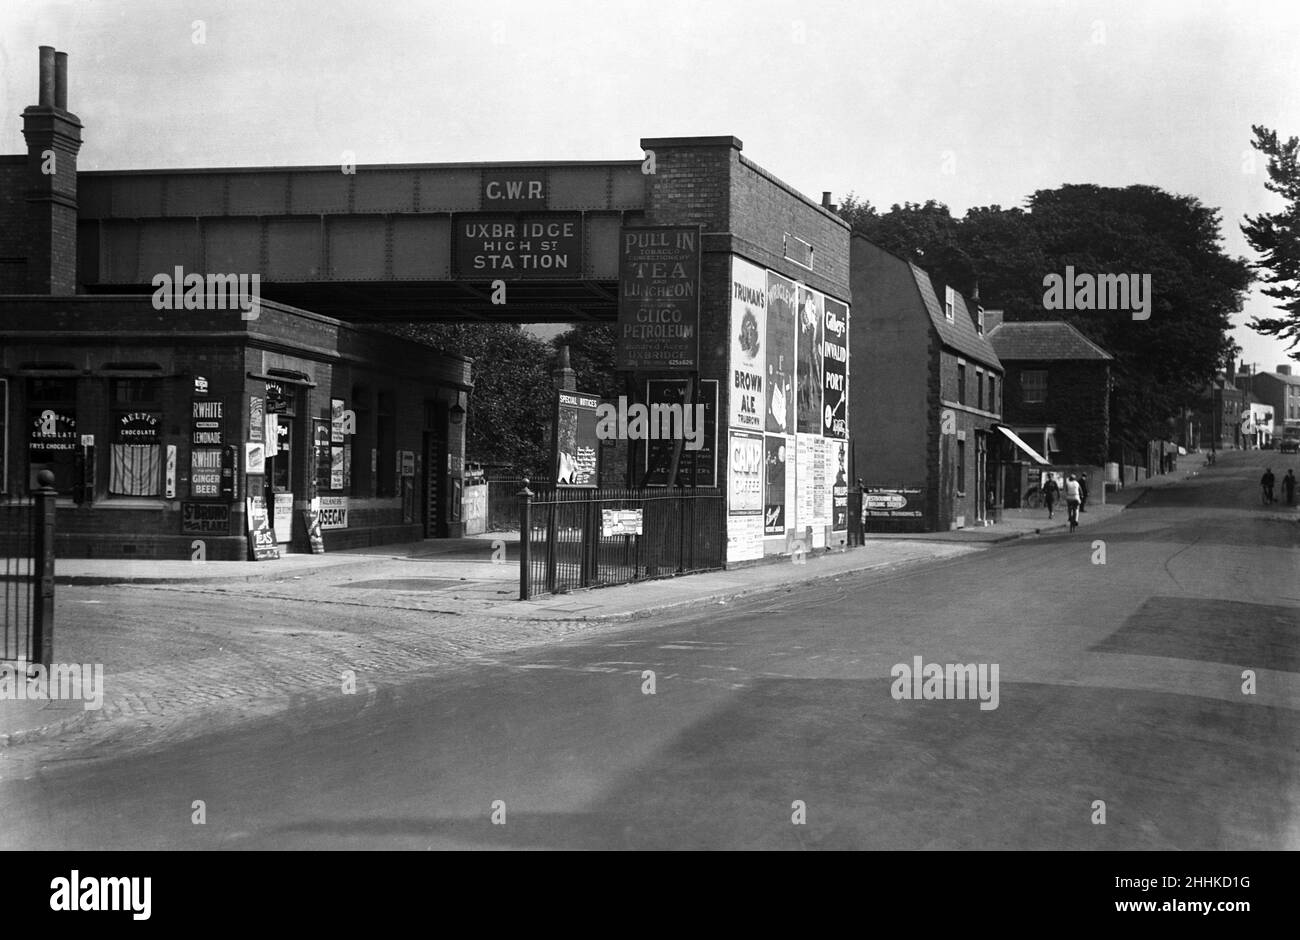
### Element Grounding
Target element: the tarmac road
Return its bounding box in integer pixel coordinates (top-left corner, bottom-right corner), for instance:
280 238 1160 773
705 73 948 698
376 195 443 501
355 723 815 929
1 450 1296 850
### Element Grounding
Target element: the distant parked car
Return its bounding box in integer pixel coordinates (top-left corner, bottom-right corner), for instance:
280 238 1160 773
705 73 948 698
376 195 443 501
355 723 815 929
1280 436 1299 454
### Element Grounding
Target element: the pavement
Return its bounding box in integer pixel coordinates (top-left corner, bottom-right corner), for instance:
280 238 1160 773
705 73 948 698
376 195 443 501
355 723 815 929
0 461 1209 756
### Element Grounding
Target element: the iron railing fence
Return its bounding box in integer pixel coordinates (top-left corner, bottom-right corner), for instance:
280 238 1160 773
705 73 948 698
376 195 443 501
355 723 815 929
519 485 725 599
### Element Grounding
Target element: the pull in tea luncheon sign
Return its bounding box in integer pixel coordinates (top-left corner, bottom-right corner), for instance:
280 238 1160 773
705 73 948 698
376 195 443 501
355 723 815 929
616 226 701 371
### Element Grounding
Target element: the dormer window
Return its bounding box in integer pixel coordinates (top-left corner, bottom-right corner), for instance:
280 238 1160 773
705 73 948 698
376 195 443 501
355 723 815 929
944 286 955 321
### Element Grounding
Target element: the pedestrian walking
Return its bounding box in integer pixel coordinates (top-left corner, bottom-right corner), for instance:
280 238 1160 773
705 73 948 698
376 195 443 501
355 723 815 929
1079 473 1089 512
1042 473 1060 519
1284 469 1296 506
1261 467 1276 504
1064 473 1082 531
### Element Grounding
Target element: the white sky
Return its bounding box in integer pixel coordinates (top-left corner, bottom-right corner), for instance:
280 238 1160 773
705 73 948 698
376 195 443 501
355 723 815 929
4 0 1299 369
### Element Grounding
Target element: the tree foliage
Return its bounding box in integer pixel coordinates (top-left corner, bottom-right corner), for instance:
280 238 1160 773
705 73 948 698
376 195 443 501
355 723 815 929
1241 125 1300 357
377 322 553 473
839 184 1253 443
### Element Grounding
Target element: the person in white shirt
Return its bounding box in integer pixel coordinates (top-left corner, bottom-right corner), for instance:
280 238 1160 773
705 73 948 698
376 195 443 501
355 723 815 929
1064 474 1082 529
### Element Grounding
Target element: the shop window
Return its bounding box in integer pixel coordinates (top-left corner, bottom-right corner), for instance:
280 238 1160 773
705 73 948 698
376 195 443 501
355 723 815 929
957 362 967 405
1021 370 1047 404
376 390 396 498
27 376 78 495
110 378 162 496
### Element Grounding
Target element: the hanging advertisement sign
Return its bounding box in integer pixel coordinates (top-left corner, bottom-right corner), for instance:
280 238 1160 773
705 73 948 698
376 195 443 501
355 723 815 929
765 272 797 435
245 442 266 475
796 288 823 434
331 399 346 444
823 297 849 439
729 257 766 431
318 495 349 529
616 225 701 371
601 508 644 537
249 396 264 443
764 434 788 536
190 448 222 498
554 389 600 487
643 379 718 487
192 399 224 446
165 444 177 498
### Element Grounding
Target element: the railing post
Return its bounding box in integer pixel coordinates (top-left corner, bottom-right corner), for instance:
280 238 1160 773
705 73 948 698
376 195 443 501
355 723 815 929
517 478 533 601
31 469 57 669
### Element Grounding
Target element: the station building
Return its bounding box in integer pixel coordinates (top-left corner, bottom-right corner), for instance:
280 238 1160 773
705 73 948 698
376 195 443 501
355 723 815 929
2 47 854 562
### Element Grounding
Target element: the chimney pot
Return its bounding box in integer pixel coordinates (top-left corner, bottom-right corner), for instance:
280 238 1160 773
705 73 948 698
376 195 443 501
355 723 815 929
1276 364 1292 376
54 51 68 110
38 46 55 107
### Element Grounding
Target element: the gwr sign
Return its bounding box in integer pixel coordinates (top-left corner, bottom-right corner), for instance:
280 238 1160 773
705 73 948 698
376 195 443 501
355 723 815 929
482 170 547 210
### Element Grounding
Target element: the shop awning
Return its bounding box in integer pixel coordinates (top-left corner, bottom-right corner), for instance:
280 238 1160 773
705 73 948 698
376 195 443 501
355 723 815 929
994 425 1051 465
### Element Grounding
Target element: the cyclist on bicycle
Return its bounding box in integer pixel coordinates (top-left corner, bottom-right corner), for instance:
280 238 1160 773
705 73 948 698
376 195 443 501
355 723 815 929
1064 473 1082 531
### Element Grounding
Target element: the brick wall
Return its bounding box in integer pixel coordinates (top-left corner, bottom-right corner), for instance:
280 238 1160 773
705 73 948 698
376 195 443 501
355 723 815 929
0 157 28 291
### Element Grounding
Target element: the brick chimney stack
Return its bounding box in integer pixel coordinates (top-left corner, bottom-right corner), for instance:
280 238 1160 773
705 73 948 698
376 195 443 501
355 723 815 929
21 45 82 294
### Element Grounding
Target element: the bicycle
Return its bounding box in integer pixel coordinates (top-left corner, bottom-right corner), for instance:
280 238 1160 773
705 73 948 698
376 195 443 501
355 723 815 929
1067 499 1080 532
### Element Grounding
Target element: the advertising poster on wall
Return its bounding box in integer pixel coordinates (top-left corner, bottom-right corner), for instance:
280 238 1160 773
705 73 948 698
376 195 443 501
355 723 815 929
765 272 796 435
728 430 763 515
644 379 718 487
829 439 849 531
813 434 827 525
728 428 764 562
795 434 813 527
273 493 294 543
763 435 788 536
554 389 600 487
796 288 823 434
728 257 767 432
823 297 849 439
616 225 701 371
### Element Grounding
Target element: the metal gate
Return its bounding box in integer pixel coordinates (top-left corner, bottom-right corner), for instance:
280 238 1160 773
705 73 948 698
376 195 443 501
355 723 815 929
1 473 57 668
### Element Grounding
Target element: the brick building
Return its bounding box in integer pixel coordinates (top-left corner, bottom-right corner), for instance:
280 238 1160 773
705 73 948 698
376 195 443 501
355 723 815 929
847 237 1006 532
1237 365 1300 439
639 137 853 561
985 317 1112 504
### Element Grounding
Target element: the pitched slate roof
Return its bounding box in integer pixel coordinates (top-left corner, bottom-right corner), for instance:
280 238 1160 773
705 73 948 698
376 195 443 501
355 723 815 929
910 265 1002 369
985 320 1113 362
